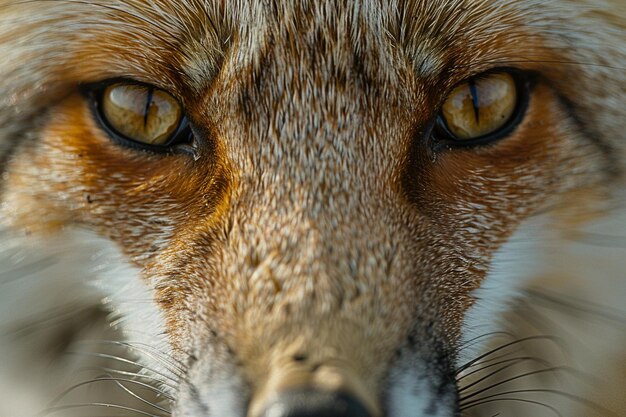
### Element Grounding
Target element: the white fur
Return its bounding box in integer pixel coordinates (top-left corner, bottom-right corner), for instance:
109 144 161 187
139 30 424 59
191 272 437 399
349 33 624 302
86 232 175 385
191 365 247 417
459 216 553 365
387 364 455 417
0 228 171 416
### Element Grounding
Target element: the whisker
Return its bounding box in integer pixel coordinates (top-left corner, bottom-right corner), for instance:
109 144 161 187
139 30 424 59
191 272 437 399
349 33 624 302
464 347 529 368
460 397 563 417
460 367 581 402
457 355 553 386
108 377 173 414
461 360 598 393
78 366 178 391
457 331 516 352
456 335 563 374
116 340 186 362
42 403 167 417
460 389 619 417
48 377 175 406
76 340 187 374
66 351 180 384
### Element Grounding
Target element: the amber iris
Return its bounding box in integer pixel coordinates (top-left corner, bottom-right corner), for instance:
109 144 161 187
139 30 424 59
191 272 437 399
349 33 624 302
101 83 183 146
440 72 518 140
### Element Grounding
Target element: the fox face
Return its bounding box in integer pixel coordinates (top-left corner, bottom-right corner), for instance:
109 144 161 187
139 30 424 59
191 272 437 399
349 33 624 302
0 1 624 417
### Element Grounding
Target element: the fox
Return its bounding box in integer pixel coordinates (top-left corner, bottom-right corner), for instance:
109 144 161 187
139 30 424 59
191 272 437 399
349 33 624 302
0 1 625 416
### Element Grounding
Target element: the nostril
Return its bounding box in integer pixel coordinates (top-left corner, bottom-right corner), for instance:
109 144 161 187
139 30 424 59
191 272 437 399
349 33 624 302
258 389 372 417
292 353 308 362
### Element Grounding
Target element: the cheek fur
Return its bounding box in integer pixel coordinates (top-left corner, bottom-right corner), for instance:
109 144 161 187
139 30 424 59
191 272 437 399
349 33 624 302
458 214 554 364
4 93 231 262
0 227 176 399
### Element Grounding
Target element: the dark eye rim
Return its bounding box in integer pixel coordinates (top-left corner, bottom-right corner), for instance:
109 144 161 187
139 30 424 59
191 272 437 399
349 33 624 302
81 78 194 155
432 68 533 149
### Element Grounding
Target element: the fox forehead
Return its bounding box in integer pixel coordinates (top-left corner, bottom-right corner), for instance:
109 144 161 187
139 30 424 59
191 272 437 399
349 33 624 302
0 1 571 92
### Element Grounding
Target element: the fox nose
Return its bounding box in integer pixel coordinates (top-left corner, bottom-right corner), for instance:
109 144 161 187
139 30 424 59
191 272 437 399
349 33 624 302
258 389 372 417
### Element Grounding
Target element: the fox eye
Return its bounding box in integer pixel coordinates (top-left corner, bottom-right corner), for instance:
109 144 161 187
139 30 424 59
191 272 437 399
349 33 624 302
435 71 527 146
93 82 191 150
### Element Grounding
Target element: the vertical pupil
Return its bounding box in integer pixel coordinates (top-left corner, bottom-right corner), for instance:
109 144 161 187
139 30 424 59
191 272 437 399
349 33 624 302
439 72 518 141
143 86 154 129
468 79 480 123
101 84 183 145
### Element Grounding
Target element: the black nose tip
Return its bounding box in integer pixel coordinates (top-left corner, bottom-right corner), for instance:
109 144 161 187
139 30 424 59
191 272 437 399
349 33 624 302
259 389 372 417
